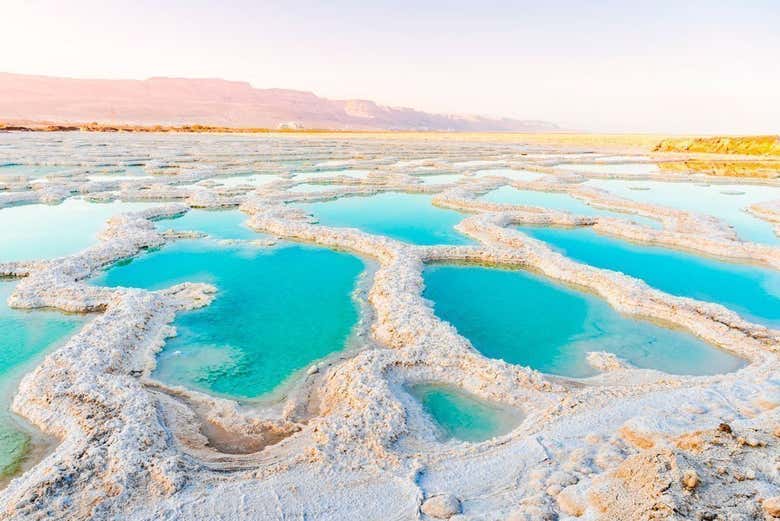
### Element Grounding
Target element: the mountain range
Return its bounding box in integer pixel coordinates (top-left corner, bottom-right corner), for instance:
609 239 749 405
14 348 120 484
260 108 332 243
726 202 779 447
0 73 557 132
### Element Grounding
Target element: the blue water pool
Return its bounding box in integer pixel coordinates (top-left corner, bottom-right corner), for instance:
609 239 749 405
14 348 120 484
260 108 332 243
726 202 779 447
408 384 522 442
518 226 780 328
298 192 471 245
0 199 157 263
584 179 780 245
93 240 365 398
0 281 84 480
423 264 745 377
156 209 258 240
481 186 661 228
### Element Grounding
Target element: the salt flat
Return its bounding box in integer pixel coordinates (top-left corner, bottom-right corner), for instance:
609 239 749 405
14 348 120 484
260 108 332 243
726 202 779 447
0 132 778 520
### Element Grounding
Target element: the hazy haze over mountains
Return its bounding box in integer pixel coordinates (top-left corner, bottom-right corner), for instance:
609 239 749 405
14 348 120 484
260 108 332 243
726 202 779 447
0 73 557 131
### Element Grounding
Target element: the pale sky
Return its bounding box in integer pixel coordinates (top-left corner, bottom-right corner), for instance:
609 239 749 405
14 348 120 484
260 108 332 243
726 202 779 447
3 0 779 133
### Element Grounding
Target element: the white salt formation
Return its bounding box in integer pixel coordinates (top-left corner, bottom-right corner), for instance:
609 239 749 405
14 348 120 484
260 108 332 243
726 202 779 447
0 133 778 520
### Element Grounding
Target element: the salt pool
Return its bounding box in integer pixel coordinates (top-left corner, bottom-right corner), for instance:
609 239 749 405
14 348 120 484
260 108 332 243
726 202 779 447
480 186 661 228
408 384 522 442
299 192 471 245
0 281 84 482
584 179 780 244
94 240 365 398
0 199 157 263
423 264 745 377
518 226 780 328
156 209 257 240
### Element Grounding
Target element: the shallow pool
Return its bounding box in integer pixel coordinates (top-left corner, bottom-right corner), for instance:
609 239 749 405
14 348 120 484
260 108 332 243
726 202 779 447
0 199 157 262
584 179 780 244
299 192 471 245
0 281 84 481
94 240 365 398
408 384 522 442
156 209 258 240
0 164 71 178
519 226 780 328
481 186 661 228
423 264 745 377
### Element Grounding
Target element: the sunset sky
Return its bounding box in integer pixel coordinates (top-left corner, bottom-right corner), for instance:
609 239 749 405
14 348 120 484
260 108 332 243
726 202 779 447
3 0 779 133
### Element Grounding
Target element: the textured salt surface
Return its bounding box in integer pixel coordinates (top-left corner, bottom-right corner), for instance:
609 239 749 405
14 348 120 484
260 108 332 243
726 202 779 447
0 133 777 521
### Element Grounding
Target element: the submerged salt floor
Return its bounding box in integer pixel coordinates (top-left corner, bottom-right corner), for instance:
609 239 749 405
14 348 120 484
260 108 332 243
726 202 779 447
0 164 71 178
94 240 364 398
519 226 780 328
408 384 522 442
156 209 258 240
423 264 745 377
481 186 661 228
0 199 157 262
0 281 84 481
584 179 780 244
299 192 472 245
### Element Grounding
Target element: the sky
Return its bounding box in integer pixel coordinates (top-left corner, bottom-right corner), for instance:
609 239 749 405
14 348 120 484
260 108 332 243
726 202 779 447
2 0 779 133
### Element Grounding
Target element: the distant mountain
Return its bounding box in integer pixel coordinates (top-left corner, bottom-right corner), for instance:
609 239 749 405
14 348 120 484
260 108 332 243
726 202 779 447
0 73 557 132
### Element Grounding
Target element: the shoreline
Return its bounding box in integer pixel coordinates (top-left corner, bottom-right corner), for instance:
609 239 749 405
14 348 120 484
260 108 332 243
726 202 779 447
1 122 778 155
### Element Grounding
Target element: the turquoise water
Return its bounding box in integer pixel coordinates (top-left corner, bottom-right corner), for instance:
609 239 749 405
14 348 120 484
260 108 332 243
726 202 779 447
584 179 780 244
423 264 745 377
481 186 661 228
0 199 157 262
156 210 258 240
408 384 522 442
518 226 780 328
94 240 364 398
299 192 471 245
0 281 84 480
0 165 68 178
